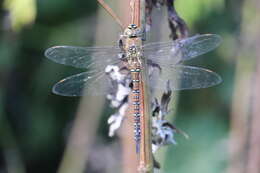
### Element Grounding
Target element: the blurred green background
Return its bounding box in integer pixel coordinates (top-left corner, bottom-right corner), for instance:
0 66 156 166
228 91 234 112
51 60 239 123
0 0 256 173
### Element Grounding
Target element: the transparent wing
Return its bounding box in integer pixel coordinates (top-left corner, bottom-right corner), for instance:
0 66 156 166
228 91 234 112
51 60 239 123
52 70 112 96
144 34 222 65
149 65 222 91
45 45 121 69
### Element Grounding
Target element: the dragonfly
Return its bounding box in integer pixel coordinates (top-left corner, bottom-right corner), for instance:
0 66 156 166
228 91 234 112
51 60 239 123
45 24 222 152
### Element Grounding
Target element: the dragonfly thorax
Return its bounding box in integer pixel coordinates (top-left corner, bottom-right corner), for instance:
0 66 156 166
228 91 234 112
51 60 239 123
126 45 142 66
120 24 143 66
128 45 137 54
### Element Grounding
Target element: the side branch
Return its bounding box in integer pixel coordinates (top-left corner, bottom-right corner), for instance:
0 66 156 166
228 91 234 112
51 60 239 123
97 0 124 28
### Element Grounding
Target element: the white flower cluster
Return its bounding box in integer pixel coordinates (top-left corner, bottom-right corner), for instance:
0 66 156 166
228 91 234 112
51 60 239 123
150 82 177 153
105 65 131 137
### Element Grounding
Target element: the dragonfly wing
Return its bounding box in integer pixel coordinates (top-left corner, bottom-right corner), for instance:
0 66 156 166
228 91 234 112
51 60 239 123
52 71 112 96
144 34 222 65
45 46 121 69
149 65 222 91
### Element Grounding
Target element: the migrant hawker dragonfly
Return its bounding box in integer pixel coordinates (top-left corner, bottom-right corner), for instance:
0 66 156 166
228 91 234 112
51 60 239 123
45 24 222 152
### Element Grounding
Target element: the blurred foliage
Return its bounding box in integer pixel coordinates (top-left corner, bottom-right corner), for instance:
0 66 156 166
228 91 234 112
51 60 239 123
3 0 36 31
175 0 225 25
163 112 228 173
0 0 243 173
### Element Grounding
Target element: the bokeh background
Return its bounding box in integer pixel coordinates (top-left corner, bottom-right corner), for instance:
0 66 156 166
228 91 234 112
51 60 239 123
0 0 259 173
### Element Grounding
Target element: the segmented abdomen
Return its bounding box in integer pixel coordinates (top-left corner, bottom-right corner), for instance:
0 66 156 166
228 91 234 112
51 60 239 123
130 67 141 153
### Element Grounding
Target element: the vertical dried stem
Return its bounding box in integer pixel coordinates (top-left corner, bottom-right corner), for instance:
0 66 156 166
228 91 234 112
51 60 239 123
138 69 153 173
120 0 153 172
244 2 260 172
131 0 153 172
246 56 260 173
57 6 119 173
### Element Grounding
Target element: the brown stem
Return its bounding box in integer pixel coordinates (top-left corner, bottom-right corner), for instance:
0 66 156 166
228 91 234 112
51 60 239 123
119 0 153 172
131 0 153 172
138 67 153 173
246 58 260 173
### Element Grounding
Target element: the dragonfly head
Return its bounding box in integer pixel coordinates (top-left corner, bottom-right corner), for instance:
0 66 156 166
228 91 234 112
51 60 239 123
124 24 141 38
128 24 137 29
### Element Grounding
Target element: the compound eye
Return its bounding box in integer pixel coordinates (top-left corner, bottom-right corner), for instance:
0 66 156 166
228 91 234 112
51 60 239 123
128 24 137 29
131 24 137 29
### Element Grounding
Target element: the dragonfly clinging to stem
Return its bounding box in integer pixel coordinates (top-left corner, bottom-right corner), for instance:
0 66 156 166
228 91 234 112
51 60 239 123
45 24 222 152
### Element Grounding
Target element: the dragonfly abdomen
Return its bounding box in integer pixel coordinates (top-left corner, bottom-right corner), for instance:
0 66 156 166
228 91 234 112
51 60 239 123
130 67 142 153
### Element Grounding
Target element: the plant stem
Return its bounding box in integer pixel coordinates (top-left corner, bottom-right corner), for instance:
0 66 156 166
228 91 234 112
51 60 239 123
138 68 153 173
228 0 260 173
130 0 153 172
57 6 119 173
97 0 124 28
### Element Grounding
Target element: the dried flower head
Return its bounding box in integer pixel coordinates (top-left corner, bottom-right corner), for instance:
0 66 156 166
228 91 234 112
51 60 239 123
145 0 188 39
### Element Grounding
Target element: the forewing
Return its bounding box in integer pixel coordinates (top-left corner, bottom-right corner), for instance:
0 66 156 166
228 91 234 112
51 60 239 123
45 46 121 69
149 65 222 91
52 71 111 96
144 34 222 65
